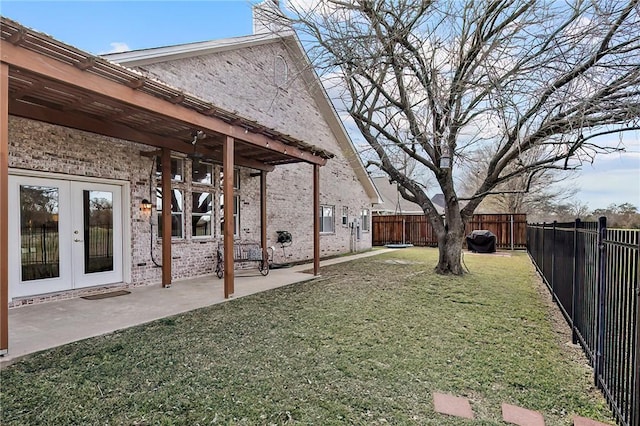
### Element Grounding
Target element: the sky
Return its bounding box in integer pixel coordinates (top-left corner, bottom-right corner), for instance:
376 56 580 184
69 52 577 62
1 0 639 211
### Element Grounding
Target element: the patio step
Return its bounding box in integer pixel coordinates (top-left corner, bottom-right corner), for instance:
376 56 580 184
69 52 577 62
432 393 614 425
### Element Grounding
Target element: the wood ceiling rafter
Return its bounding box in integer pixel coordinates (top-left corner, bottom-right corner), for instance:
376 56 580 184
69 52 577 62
107 106 146 121
83 101 125 117
8 98 274 172
10 78 44 100
61 94 94 112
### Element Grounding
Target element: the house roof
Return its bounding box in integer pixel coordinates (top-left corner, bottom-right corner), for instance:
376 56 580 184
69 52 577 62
371 177 424 214
1 17 334 170
104 32 287 67
103 26 382 205
371 176 448 215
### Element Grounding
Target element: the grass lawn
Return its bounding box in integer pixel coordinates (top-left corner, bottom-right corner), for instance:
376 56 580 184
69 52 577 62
0 248 614 425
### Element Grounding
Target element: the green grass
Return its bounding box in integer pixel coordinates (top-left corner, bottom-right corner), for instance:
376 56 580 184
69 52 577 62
0 248 614 425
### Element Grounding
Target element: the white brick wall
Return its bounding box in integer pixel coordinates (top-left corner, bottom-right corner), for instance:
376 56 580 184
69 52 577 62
137 41 373 260
7 39 373 300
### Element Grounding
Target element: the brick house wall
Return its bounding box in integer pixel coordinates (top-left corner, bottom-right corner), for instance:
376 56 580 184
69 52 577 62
132 39 374 263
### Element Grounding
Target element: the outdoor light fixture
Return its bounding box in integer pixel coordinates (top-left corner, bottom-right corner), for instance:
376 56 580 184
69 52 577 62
190 130 206 167
191 130 206 144
140 199 153 211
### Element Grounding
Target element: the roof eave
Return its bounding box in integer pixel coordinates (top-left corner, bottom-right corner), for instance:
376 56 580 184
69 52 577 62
103 32 292 67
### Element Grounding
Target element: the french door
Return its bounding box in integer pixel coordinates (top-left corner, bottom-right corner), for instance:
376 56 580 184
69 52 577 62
9 176 123 299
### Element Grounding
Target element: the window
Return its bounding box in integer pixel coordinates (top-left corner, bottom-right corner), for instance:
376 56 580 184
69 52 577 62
220 168 240 190
361 208 370 232
220 194 240 237
192 192 212 237
341 206 349 226
320 205 335 233
156 157 184 182
192 162 212 185
156 188 184 238
192 161 214 238
219 168 240 237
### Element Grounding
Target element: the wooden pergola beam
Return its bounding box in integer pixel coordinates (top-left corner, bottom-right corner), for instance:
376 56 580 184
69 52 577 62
161 148 172 288
223 136 235 298
314 164 320 276
0 40 327 166
0 63 9 354
260 171 268 265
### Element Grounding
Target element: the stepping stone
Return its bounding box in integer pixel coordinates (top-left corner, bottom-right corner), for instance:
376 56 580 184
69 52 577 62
573 416 613 426
432 392 474 419
502 403 545 426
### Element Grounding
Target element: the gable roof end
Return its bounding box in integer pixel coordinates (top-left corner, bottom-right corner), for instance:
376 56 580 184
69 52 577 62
103 31 381 205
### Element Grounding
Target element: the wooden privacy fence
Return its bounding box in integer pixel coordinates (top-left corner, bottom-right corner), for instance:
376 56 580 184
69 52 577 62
372 213 527 249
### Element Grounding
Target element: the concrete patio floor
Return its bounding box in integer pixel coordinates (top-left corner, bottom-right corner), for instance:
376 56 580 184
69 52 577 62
1 249 393 366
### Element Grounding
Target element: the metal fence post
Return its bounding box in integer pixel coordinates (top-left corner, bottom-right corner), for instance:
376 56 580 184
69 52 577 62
552 221 557 295
595 216 607 388
633 235 640 426
572 218 581 345
541 222 546 276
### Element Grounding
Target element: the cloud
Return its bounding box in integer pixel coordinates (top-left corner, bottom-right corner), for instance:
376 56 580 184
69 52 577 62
99 42 130 55
574 167 640 209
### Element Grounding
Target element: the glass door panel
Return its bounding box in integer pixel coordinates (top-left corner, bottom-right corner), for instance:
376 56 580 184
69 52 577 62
9 176 72 299
20 185 61 281
83 190 114 273
72 183 122 288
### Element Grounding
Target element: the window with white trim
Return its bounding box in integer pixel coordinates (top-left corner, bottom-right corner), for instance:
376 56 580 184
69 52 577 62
341 206 348 226
320 205 335 234
191 162 214 238
156 188 184 238
155 156 186 240
192 191 212 237
219 168 240 190
361 208 370 232
192 161 213 185
156 157 184 182
219 168 240 238
220 194 240 237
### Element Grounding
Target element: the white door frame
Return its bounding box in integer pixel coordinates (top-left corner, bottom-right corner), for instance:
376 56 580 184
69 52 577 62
8 170 131 300
70 181 123 289
8 175 72 298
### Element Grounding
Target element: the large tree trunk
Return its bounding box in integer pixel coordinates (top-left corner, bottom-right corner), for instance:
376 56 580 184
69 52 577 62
435 222 466 275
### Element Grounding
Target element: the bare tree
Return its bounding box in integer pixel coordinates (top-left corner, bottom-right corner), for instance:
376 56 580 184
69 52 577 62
459 144 581 218
267 0 640 274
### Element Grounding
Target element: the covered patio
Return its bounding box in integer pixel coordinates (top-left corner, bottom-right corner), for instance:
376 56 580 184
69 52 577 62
0 18 334 355
0 249 392 367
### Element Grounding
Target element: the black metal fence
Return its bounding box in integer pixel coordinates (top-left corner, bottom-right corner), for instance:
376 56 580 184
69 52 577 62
21 225 113 280
527 218 639 426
